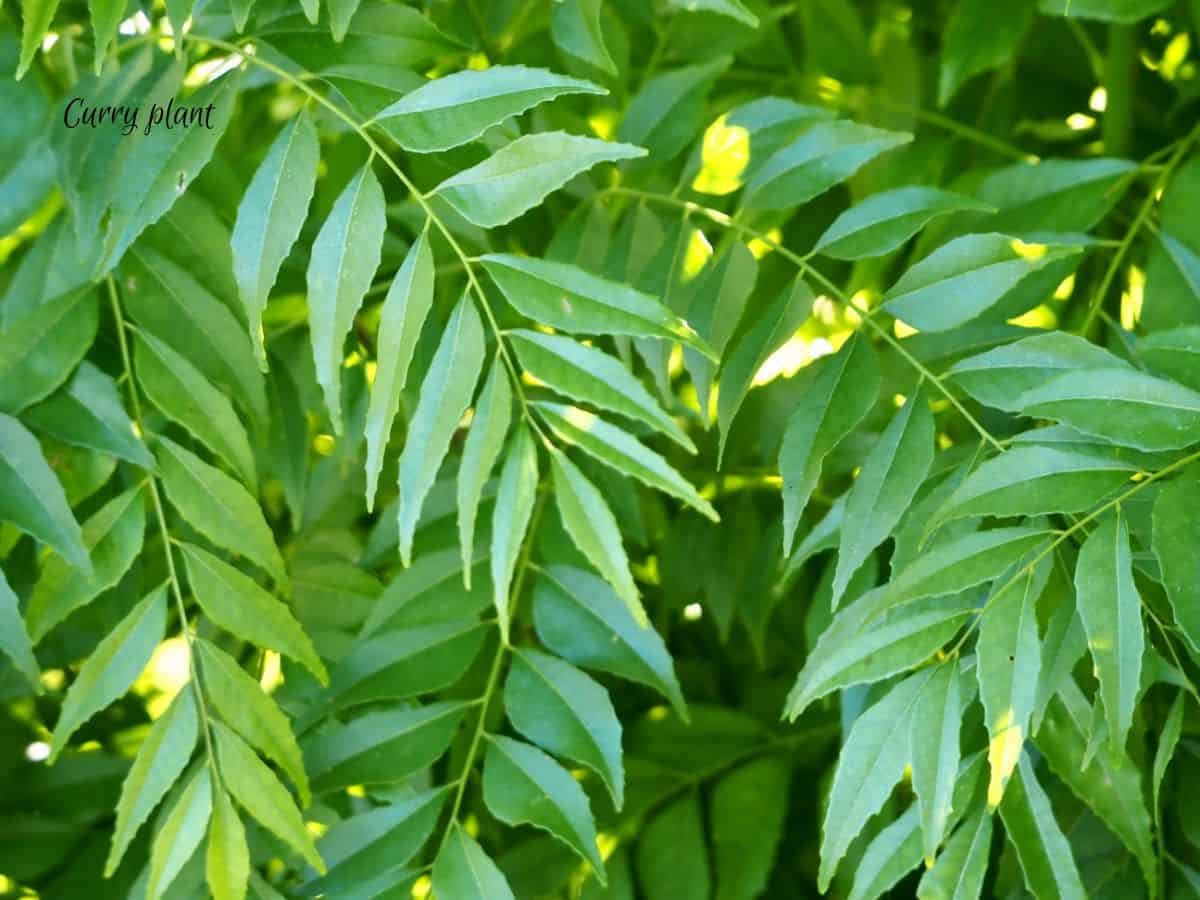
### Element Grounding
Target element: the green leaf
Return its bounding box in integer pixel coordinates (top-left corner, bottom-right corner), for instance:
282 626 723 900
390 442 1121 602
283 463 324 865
1037 0 1171 22
710 758 790 900
1016 367 1200 452
1074 511 1144 757
211 721 323 872
490 424 539 642
910 661 963 866
1152 467 1200 654
306 162 386 433
819 670 928 891
375 66 604 153
931 446 1135 530
0 564 39 689
668 0 758 25
976 158 1138 234
1153 690 1185 820
16 0 59 78
0 412 89 573
814 187 994 260
434 132 644 228
106 687 199 876
997 755 1086 900
549 447 643 623
510 330 693 451
22 362 153 469
743 121 912 212
197 640 311 807
433 823 515 900
780 334 880 551
717 275 814 461
49 583 166 761
208 787 251 900
916 809 993 900
637 792 711 898
155 436 286 584
180 543 324 683
147 765 212 900
25 485 145 642
939 0 1034 105
504 647 624 809
397 295 485 564
618 59 729 162
457 355 511 586
0 286 99 416
533 565 687 719
309 787 447 896
847 805 924 900
305 702 467 793
98 72 241 273
1140 326 1200 393
365 228 436 512
483 735 605 879
135 330 258 488
552 0 616 75
480 254 715 357
882 234 1082 332
833 390 934 607
231 110 320 367
978 562 1044 809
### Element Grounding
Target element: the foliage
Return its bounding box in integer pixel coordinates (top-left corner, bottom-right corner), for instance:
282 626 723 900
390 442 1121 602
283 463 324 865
3 0 1200 898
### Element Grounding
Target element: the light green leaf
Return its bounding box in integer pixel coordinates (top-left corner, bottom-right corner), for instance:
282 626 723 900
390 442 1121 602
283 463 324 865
668 0 758 26
847 805 924 900
533 565 687 719
976 158 1138 234
25 485 145 642
552 0 616 75
197 640 311 807
180 543 323 682
504 647 624 809
1153 690 1185 820
0 413 89 573
1037 0 1171 22
833 389 933 607
457 355 511 586
1140 326 1200 392
231 110 320 367
305 702 467 793
22 362 153 469
940 0 1034 105
0 287 99 415
815 187 993 259
717 275 814 462
0 564 39 689
208 787 250 900
549 447 643 623
49 583 166 760
482 254 714 357
910 662 962 866
1016 367 1200 452
534 402 717 521
155 436 286 584
365 228 436 512
510 330 693 451
211 721 323 871
327 0 362 41
819 670 929 891
998 755 1086 900
433 823 515 900
397 295 485 564
376 66 604 153
490 424 539 642
1032 585 1087 731
618 59 729 162
106 687 199 876
1152 467 1200 654
882 234 1082 332
978 562 1044 809
780 334 880 552
637 792 711 899
710 758 790 900
1074 511 1144 757
743 121 912 211
306 162 386 433
916 809 993 900
434 132 645 228
16 0 59 78
483 735 605 879
147 765 212 900
135 330 257 488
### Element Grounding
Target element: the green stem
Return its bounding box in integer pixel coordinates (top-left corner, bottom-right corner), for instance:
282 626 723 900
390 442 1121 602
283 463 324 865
1102 24 1137 159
